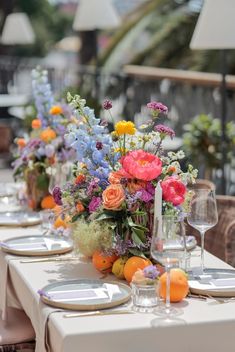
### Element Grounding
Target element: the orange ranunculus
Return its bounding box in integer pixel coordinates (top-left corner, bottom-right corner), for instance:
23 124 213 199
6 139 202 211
41 195 56 209
76 201 85 213
108 171 123 184
102 184 125 211
127 179 146 194
17 138 26 148
119 150 162 181
49 105 63 115
31 118 42 129
40 128 56 143
75 174 86 185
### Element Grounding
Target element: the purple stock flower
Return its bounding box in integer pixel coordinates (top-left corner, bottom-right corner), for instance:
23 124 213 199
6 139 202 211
154 124 175 139
88 196 102 213
103 100 112 110
147 101 168 114
138 189 153 203
143 265 160 280
53 186 63 205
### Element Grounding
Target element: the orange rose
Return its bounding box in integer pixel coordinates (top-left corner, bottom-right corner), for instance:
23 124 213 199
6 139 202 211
102 184 125 210
31 118 42 129
49 105 63 115
40 128 56 143
75 174 86 185
127 179 146 194
108 171 123 184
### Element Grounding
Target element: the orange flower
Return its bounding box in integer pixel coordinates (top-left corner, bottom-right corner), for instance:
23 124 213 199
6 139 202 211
40 128 56 143
17 138 26 148
127 179 146 194
76 201 85 213
108 171 123 184
49 105 63 115
31 118 42 129
75 174 86 185
102 184 125 211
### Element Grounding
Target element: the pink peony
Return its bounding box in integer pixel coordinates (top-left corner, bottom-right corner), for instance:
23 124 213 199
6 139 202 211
161 177 186 206
119 150 162 181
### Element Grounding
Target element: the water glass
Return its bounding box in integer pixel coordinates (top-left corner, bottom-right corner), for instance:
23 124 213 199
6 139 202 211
40 209 55 233
131 282 158 313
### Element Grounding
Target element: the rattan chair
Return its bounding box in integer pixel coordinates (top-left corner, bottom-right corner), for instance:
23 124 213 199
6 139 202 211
0 308 35 352
189 178 216 190
187 195 235 267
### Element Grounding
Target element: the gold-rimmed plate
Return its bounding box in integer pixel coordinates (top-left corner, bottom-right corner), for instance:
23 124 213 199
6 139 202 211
39 279 131 311
0 235 73 256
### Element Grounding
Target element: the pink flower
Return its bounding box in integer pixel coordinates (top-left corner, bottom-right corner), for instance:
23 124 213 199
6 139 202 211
161 177 186 206
88 196 102 213
119 150 162 181
102 100 112 110
147 101 168 114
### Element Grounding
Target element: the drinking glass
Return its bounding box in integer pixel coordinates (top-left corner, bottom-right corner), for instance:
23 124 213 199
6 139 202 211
187 189 218 273
150 215 186 319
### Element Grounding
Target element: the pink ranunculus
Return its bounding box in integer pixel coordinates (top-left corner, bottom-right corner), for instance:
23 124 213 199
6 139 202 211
161 177 186 206
88 196 102 213
119 150 162 181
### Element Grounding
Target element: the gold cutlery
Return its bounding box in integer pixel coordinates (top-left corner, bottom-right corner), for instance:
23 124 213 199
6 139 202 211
20 257 78 263
63 310 134 318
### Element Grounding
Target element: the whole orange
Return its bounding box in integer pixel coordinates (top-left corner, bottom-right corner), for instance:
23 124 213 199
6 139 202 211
159 268 189 303
92 251 118 274
41 195 56 209
123 256 150 283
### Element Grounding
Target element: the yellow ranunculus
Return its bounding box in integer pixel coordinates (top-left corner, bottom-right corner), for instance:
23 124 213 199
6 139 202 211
115 120 136 136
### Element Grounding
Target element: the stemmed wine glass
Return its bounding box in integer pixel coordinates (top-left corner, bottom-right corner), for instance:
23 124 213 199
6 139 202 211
150 215 186 322
187 189 218 273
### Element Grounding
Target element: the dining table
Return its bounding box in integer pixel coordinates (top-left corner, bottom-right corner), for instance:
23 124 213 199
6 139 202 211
0 224 235 352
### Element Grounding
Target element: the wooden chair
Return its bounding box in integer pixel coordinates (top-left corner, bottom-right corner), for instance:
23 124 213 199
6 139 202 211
187 195 235 266
0 308 35 352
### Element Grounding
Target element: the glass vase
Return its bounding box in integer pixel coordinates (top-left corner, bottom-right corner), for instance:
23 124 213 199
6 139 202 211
131 282 158 313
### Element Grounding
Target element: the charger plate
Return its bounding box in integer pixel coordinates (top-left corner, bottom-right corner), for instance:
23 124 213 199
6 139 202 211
39 279 131 310
0 211 41 227
0 235 73 256
188 268 235 297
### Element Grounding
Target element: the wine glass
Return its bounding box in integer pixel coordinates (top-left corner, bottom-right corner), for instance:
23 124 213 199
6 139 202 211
150 215 186 320
187 189 218 273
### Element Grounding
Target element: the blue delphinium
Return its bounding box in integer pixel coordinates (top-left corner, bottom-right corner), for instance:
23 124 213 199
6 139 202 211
31 67 54 126
65 93 120 182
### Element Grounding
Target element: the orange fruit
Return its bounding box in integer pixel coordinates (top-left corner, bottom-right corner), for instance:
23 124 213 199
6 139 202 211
159 268 189 303
92 251 118 274
123 256 150 283
41 195 56 209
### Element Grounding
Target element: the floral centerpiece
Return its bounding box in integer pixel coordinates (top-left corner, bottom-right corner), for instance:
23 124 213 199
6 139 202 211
13 67 75 210
54 94 197 259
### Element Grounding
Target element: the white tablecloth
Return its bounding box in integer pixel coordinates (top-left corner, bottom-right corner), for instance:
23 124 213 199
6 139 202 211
1 226 235 352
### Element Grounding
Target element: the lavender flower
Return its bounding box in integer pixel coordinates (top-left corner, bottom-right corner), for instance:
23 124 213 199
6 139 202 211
143 265 160 280
103 100 113 110
154 124 175 139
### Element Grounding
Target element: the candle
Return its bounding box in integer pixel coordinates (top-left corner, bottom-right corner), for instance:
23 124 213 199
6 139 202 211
153 182 162 237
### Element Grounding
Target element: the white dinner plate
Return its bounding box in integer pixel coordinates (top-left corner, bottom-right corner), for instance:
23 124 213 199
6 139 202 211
0 211 41 227
188 268 235 297
0 235 73 256
39 279 131 310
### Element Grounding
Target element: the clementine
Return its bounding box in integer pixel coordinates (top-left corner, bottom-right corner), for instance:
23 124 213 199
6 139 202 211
92 251 118 274
53 216 68 229
159 268 189 303
123 256 150 283
41 195 56 209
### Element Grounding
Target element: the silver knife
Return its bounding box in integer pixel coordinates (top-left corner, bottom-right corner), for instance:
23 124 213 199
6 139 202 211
63 310 134 318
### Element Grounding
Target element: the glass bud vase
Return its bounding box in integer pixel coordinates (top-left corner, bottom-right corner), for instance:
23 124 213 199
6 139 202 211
131 282 158 313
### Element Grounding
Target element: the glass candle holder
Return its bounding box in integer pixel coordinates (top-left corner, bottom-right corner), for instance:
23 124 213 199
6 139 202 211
131 282 158 313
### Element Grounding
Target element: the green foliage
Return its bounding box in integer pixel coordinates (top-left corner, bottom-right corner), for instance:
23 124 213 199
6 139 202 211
183 114 235 169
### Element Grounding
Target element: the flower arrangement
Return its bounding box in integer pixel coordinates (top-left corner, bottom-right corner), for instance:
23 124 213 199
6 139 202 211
56 93 197 258
13 67 75 210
